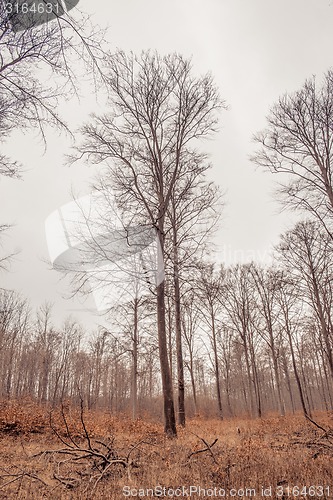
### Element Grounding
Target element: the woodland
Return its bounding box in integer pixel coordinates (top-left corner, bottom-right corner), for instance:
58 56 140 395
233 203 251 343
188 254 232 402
1 2 333 498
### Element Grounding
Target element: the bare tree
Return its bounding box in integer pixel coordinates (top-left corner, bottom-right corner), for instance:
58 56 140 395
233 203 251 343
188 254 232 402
250 265 286 416
182 290 202 416
274 275 310 417
194 262 224 419
34 302 59 404
0 2 107 279
166 166 221 426
276 220 333 380
51 318 82 405
106 295 151 419
0 288 30 398
0 1 106 178
222 264 262 418
73 51 224 436
252 70 333 237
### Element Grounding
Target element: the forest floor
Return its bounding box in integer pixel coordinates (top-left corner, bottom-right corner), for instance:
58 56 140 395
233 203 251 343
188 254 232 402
0 401 332 499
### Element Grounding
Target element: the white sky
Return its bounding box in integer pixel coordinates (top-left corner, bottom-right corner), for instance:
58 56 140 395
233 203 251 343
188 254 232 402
1 0 333 327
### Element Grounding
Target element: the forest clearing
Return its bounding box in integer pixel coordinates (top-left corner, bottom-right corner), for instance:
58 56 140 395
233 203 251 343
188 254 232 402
0 401 332 499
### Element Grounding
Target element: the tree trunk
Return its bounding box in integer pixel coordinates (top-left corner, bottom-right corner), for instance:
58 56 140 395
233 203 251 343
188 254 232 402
173 242 185 427
286 325 309 417
267 326 285 416
157 280 177 436
281 350 295 413
189 360 198 416
211 310 223 419
156 230 177 437
132 297 139 420
249 342 262 418
243 340 255 417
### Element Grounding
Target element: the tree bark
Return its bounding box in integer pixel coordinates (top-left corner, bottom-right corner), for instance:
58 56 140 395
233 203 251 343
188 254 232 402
211 311 223 419
132 297 139 420
173 235 185 427
157 280 177 436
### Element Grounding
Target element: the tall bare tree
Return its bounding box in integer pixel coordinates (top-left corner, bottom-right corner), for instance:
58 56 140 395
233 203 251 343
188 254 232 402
274 275 310 417
222 264 262 417
194 262 224 418
250 265 286 416
166 168 221 426
74 51 224 436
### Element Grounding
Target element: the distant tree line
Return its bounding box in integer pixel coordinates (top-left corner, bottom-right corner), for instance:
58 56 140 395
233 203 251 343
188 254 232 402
0 219 332 422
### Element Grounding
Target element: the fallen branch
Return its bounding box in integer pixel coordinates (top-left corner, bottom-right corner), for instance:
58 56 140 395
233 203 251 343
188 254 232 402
0 469 47 490
53 473 80 489
304 414 328 434
188 433 218 464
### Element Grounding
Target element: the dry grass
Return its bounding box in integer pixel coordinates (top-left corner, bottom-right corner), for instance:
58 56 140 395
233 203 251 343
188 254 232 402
0 400 333 499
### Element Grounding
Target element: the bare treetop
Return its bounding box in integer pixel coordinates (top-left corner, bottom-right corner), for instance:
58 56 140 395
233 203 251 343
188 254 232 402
0 1 107 178
252 70 333 237
78 51 224 224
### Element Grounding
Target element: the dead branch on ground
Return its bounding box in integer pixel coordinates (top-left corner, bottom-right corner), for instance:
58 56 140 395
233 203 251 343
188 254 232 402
188 433 218 464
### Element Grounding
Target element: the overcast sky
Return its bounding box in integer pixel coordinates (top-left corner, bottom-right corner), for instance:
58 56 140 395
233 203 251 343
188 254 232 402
1 0 333 328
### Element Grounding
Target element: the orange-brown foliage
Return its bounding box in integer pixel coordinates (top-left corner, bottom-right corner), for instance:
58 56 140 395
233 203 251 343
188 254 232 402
0 401 332 499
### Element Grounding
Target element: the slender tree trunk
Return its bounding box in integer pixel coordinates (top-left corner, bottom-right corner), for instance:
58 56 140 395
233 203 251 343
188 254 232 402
157 232 177 437
304 365 315 412
167 294 173 382
149 358 153 400
268 331 285 416
243 340 255 417
157 280 177 436
315 349 329 411
222 347 233 417
311 355 325 411
40 354 49 404
314 286 333 378
210 310 223 419
299 357 312 414
249 343 262 417
225 374 233 417
189 363 198 416
287 330 309 417
322 354 333 408
173 248 185 427
268 362 276 411
184 334 198 415
281 350 295 413
240 361 248 414
132 297 139 420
